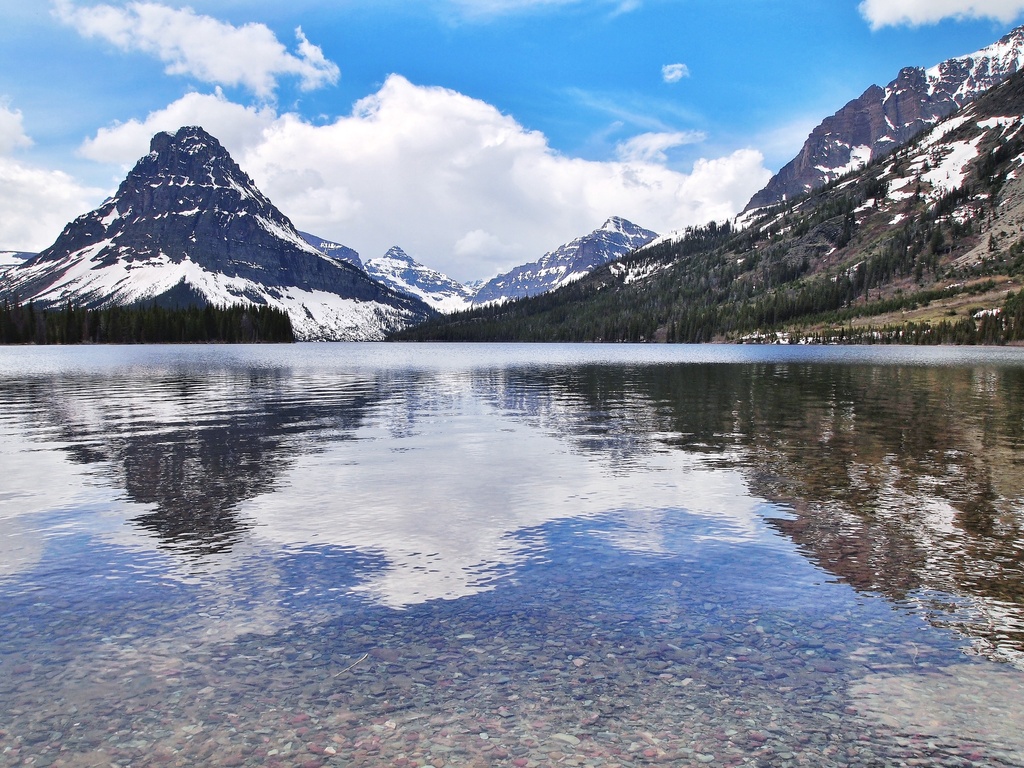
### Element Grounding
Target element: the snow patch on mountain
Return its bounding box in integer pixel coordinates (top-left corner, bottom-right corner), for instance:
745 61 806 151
0 251 33 275
920 137 986 197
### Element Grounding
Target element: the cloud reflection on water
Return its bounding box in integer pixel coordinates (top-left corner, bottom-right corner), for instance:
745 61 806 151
1 344 1023 665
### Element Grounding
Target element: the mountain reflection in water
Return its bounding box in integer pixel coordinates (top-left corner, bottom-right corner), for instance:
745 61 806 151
0 344 1022 666
3 344 1024 767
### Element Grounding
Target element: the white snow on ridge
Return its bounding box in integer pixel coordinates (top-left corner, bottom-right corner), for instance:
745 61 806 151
9 248 417 341
817 144 872 178
364 247 474 313
0 252 31 270
925 30 1024 99
255 215 324 257
99 207 121 229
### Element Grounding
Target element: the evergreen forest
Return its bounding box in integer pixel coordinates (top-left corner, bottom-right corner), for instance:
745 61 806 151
0 301 294 345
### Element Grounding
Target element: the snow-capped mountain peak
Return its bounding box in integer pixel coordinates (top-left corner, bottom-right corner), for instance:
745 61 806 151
0 126 432 340
364 246 475 313
745 25 1024 212
472 217 657 306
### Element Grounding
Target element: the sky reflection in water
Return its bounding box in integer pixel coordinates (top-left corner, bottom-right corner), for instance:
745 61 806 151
1 343 1024 766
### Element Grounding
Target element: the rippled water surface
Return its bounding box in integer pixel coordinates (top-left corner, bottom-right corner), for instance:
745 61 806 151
2 342 1024 767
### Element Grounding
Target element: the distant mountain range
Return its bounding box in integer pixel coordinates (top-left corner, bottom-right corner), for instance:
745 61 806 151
745 25 1024 212
399 65 1024 343
300 218 658 313
0 128 656 336
0 126 433 340
8 26 1024 344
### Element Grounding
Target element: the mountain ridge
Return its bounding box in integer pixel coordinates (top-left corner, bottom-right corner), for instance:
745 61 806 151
395 66 1024 344
364 246 476 313
745 25 1024 212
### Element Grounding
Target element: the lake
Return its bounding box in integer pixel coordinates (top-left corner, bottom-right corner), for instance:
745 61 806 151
1 342 1023 767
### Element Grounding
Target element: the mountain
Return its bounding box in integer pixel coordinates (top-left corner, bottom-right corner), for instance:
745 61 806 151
298 231 363 270
364 246 475 313
0 126 433 341
471 217 658 305
396 68 1024 344
745 25 1024 212
0 251 33 276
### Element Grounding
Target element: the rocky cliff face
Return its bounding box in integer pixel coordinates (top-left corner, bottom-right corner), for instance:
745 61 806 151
0 126 433 340
472 216 657 306
745 26 1024 212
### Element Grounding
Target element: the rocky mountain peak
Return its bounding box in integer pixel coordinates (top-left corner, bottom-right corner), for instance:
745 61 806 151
0 125 433 340
472 216 657 305
364 246 475 314
382 246 414 263
745 25 1024 213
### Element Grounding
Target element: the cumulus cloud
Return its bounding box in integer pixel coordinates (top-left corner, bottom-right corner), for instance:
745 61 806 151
859 0 1024 28
662 63 690 83
615 130 705 163
0 105 105 251
0 103 33 155
76 77 771 282
53 0 339 97
79 89 277 165
0 161 108 251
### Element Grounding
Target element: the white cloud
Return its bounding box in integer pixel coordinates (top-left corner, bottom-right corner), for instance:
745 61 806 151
76 77 771 282
79 89 277 166
662 63 690 84
859 0 1024 28
454 229 518 259
53 1 339 98
0 103 33 155
0 102 105 251
0 161 106 252
616 130 705 163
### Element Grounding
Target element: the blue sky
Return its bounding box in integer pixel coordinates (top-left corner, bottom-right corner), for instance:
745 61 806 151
2 0 1024 281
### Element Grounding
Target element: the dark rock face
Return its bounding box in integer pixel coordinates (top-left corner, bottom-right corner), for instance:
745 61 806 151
1 126 433 338
473 216 657 305
746 26 1024 212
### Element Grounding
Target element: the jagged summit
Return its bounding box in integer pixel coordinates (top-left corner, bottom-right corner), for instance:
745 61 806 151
472 217 657 306
600 216 634 234
364 246 475 314
0 125 433 340
745 25 1024 212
